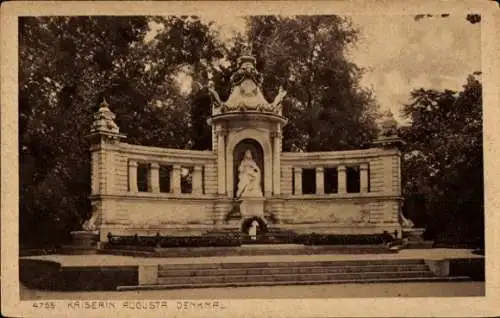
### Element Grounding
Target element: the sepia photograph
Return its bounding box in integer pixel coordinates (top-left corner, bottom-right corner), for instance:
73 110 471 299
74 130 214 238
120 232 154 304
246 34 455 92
2 1 499 317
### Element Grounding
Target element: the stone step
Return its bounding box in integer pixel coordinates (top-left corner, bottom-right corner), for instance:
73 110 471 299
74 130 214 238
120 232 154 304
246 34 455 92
157 259 425 271
156 271 436 285
97 249 155 257
99 243 397 258
58 245 99 255
158 264 429 277
155 246 394 257
99 247 395 257
120 276 472 291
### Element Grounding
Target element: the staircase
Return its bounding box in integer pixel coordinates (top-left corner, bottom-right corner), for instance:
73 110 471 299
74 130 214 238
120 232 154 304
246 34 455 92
121 258 469 290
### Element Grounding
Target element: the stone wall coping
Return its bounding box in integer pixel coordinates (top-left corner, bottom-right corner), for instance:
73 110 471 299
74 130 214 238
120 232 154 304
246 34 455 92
119 143 216 161
100 224 214 230
91 193 401 202
278 223 401 228
283 193 402 201
90 193 218 201
281 148 399 162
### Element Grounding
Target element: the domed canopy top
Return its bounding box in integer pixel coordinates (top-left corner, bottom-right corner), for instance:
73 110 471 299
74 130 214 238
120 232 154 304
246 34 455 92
209 45 287 117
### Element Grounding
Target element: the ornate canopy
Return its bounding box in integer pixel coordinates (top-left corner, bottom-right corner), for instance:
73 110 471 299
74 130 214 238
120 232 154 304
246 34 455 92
209 45 287 116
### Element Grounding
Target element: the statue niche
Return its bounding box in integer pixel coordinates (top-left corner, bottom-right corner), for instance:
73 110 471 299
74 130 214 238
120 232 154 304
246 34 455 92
233 139 264 198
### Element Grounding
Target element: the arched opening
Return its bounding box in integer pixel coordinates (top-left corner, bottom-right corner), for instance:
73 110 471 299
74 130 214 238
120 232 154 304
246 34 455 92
233 139 264 198
241 216 268 238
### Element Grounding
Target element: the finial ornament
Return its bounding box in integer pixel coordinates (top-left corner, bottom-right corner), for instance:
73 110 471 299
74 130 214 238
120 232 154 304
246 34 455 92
380 109 398 137
91 97 120 134
373 108 403 148
100 97 109 109
241 43 253 57
237 42 257 69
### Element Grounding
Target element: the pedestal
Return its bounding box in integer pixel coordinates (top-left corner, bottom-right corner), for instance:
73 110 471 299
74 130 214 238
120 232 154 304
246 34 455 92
63 231 100 254
240 197 265 219
71 231 99 246
402 228 434 249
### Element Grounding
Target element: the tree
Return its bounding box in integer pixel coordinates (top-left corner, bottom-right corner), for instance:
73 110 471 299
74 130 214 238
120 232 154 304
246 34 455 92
19 16 152 245
189 16 380 152
245 15 379 151
400 75 483 246
19 16 223 246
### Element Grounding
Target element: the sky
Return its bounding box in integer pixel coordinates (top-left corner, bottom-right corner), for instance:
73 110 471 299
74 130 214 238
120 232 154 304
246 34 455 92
347 15 481 122
151 15 481 123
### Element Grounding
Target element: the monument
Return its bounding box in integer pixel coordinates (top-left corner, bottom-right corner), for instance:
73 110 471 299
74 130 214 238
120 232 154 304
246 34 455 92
84 46 406 243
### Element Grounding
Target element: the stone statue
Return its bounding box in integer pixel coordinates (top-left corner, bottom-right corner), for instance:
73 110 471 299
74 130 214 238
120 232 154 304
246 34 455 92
271 86 287 111
82 215 97 232
400 212 415 229
236 149 263 198
249 220 259 240
208 84 224 109
82 205 98 232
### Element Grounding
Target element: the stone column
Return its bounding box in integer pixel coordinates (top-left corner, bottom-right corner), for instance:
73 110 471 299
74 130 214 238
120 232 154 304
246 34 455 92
293 167 302 195
193 165 203 194
216 129 226 195
360 163 369 193
149 162 160 193
169 168 174 193
337 165 347 194
172 164 182 194
128 160 138 192
315 167 324 195
272 131 281 196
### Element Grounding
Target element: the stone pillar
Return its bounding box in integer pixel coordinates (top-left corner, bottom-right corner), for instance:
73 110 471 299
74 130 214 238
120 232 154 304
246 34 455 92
103 149 115 195
294 167 302 195
172 164 182 194
149 162 160 193
169 168 174 193
315 167 324 195
128 160 138 192
360 163 369 193
272 131 281 196
193 165 203 194
217 129 226 195
90 150 100 195
337 165 347 194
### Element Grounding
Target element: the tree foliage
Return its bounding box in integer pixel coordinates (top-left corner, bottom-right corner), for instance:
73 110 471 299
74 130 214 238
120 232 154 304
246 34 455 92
20 17 151 244
246 16 379 151
400 75 483 245
189 15 380 152
19 16 224 245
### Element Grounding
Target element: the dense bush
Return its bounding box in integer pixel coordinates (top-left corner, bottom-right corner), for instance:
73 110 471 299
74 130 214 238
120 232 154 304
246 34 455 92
296 233 390 245
107 233 241 248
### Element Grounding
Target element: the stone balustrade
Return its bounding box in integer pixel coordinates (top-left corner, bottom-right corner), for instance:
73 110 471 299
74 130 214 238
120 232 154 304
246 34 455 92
112 143 218 196
127 160 207 195
290 163 369 195
281 148 401 197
